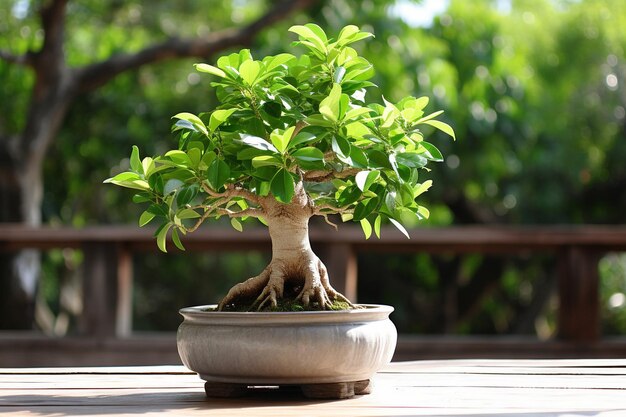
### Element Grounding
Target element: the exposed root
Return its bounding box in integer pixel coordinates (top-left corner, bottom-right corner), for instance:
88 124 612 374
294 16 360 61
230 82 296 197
218 256 354 312
253 269 285 311
217 267 271 311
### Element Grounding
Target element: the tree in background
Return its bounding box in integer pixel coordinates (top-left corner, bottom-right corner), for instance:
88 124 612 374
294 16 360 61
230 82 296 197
0 0 322 328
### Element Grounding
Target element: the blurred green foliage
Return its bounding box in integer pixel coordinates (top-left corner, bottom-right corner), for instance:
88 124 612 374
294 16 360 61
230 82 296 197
2 0 625 335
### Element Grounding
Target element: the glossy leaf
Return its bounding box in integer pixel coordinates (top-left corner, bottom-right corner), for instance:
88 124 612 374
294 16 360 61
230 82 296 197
130 146 142 174
139 210 155 227
270 168 295 203
171 228 185 251
240 134 278 153
360 218 372 239
156 224 172 253
209 109 236 133
355 170 380 192
230 218 243 232
195 63 226 78
423 119 456 140
207 158 230 190
389 217 410 239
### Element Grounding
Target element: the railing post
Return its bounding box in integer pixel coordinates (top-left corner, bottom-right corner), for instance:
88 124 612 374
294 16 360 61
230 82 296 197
80 242 118 338
115 244 133 337
558 246 601 342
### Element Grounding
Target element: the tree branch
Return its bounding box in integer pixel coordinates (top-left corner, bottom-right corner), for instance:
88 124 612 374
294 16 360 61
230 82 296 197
304 167 361 182
38 0 68 62
202 182 262 206
0 50 32 66
216 207 265 219
313 203 353 216
76 0 320 92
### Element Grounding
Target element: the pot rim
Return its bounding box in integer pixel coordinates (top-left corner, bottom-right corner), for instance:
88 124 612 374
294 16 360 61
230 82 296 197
179 303 394 325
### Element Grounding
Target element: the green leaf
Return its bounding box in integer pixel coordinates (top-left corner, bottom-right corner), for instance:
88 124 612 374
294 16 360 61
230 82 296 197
419 142 444 162
147 203 169 217
201 151 217 168
319 83 342 122
207 158 231 190
105 172 141 183
156 224 172 253
230 218 243 232
132 193 152 204
270 126 294 154
104 172 150 191
305 114 335 127
139 211 155 227
348 146 369 168
396 152 428 169
423 119 456 140
333 66 346 83
416 110 444 124
194 63 226 78
337 185 361 206
389 217 410 239
252 155 283 168
270 168 295 203
291 147 325 162
289 25 327 53
355 170 380 192
165 150 193 168
374 214 382 239
353 198 377 221
292 147 325 169
130 146 142 174
304 23 328 43
388 153 400 178
265 53 296 71
338 25 360 44
417 205 430 219
209 109 236 133
344 107 372 121
240 134 278 153
176 185 199 206
239 59 261 85
413 96 429 111
414 180 433 198
187 148 202 169
288 131 317 149
332 135 351 158
172 112 208 136
360 218 372 239
164 178 184 195
177 208 201 219
171 228 185 251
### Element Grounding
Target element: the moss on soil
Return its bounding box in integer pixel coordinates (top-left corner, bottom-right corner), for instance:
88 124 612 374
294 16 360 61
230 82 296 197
209 299 353 312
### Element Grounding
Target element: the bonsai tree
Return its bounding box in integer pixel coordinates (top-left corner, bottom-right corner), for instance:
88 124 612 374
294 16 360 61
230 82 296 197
105 24 455 311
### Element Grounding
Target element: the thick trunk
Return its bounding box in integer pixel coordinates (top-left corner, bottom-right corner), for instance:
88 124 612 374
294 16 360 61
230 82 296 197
218 185 351 311
0 148 43 329
0 73 73 330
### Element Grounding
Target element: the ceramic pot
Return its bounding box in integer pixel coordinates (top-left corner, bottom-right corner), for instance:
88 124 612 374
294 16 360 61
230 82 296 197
177 304 397 386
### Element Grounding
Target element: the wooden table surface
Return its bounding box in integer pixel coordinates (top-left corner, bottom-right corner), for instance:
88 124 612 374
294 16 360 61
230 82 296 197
2 359 626 416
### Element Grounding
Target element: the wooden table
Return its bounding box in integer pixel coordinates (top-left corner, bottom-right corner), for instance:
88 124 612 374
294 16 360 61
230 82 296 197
2 359 626 416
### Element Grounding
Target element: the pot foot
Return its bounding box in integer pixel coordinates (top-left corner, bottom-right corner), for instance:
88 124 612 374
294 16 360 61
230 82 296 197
300 379 371 399
204 382 247 398
354 379 372 395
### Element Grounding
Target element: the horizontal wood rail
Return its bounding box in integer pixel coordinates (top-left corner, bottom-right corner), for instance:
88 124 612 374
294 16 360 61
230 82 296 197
1 224 626 364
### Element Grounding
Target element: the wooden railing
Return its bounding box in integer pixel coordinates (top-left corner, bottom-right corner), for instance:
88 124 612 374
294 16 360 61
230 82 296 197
1 224 626 364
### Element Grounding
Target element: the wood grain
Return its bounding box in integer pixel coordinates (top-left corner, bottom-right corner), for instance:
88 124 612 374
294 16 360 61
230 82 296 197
2 360 626 416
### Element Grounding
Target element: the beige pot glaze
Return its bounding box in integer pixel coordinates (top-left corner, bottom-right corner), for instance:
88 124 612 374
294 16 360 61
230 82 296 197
177 304 397 384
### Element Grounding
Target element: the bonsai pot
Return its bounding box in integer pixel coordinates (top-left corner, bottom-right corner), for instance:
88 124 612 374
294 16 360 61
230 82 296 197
177 304 397 398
